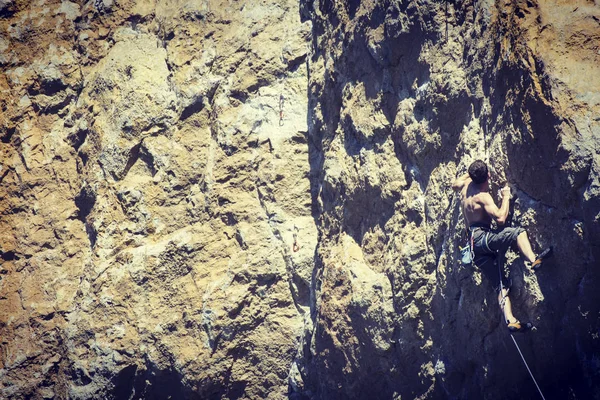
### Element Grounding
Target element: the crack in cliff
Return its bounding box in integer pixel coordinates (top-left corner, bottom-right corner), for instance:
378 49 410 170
255 183 307 316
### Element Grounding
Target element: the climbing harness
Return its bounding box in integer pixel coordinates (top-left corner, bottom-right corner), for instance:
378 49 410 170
459 231 474 265
279 94 284 126
462 226 493 267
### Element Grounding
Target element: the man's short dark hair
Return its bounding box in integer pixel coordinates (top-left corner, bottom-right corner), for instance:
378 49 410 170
468 160 488 184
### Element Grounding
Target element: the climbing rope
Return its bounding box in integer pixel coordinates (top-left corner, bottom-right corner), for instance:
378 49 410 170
509 334 547 400
498 261 546 400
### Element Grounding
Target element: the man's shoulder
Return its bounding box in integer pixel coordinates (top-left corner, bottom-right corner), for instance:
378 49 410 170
475 191 494 206
468 190 492 203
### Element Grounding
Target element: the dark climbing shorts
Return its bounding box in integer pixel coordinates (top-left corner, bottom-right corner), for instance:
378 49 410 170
471 224 524 255
469 223 525 271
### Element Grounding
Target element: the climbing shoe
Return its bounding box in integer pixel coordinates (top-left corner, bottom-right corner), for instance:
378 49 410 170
529 247 553 271
507 321 534 333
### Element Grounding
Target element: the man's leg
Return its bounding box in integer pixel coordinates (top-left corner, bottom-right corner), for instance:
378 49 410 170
498 288 518 324
516 231 536 263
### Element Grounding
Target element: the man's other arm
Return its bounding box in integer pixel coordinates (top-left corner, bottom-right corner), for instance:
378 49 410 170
452 173 471 191
481 186 511 225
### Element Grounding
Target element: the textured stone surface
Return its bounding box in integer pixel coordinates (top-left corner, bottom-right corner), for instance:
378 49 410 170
0 0 599 399
296 0 600 399
1 0 313 398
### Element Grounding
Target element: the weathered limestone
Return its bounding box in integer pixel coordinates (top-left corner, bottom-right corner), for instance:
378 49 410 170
0 0 599 399
1 0 313 398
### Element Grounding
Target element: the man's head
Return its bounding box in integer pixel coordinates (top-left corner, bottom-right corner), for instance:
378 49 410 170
468 160 489 185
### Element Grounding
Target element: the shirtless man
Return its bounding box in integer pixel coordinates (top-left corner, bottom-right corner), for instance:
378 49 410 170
452 160 552 332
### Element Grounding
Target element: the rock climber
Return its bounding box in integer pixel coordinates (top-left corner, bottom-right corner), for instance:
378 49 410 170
452 160 553 332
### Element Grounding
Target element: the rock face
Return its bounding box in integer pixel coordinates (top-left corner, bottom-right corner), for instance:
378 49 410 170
297 0 600 399
1 0 313 398
0 0 598 399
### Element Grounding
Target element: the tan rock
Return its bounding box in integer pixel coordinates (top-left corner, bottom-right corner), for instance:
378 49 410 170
1 0 313 398
1 0 599 399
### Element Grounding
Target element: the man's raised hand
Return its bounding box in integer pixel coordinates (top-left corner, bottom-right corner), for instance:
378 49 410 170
500 185 512 200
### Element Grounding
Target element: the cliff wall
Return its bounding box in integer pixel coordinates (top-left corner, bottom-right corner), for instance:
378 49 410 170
297 0 600 399
1 0 314 398
0 0 599 399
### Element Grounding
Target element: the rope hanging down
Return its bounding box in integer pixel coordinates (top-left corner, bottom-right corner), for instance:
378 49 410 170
509 334 547 400
498 263 546 400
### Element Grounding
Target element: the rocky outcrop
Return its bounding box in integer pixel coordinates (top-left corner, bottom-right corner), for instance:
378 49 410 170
1 0 599 399
1 0 313 398
296 0 600 399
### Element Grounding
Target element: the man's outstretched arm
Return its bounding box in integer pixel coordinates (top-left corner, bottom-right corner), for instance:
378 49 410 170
452 173 471 191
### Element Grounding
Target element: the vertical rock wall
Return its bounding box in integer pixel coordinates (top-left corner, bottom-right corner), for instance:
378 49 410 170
1 0 599 399
297 0 600 399
1 0 314 398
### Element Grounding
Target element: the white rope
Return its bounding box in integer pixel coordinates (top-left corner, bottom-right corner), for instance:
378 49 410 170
510 334 547 400
498 257 546 400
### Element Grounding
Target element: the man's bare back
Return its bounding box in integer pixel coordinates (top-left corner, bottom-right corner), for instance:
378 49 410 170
462 185 493 227
452 172 511 227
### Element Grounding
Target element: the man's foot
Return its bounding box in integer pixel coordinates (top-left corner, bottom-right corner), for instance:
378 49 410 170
528 247 553 270
507 320 521 332
507 320 534 333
